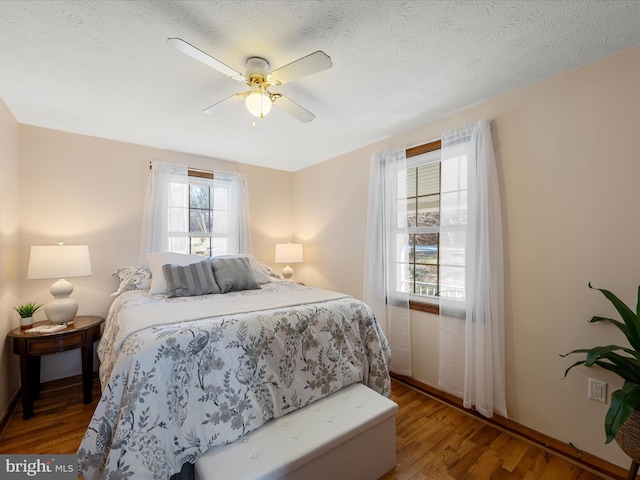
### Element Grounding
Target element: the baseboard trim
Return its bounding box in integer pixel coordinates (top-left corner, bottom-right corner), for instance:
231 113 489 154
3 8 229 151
391 373 630 480
0 389 21 441
37 372 88 391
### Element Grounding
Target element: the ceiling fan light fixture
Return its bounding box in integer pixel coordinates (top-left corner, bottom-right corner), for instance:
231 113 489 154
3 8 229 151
168 38 332 122
245 87 272 118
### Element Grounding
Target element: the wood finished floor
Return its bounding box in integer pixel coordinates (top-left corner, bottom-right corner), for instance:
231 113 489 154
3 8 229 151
0 378 612 479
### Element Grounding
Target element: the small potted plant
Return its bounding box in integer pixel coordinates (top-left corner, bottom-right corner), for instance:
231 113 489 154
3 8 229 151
13 301 42 330
562 283 640 471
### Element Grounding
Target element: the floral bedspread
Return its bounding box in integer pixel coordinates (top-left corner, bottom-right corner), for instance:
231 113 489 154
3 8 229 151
77 282 391 479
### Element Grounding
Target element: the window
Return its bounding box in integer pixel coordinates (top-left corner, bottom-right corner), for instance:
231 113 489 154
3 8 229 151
143 162 250 260
405 159 441 297
167 170 234 257
400 140 467 310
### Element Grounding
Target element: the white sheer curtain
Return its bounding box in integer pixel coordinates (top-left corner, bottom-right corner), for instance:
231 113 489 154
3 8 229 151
140 161 252 264
438 119 506 418
214 170 252 255
140 161 189 263
363 147 411 376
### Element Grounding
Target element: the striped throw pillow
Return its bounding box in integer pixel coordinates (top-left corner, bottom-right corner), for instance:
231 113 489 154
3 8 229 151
210 256 260 293
162 258 221 298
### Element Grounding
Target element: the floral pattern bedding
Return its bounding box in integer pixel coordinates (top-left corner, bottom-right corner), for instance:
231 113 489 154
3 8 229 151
77 281 391 479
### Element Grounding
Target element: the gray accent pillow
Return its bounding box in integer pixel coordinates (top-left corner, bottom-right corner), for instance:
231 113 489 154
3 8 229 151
162 258 221 298
210 256 260 293
212 254 272 284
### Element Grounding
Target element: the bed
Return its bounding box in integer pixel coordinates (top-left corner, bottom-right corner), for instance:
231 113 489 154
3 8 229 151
77 255 391 480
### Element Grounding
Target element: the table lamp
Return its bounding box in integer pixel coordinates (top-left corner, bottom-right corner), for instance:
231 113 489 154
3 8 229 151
275 243 303 280
27 243 92 325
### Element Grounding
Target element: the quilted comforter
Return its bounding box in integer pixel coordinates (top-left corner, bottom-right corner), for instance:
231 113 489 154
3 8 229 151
77 281 391 479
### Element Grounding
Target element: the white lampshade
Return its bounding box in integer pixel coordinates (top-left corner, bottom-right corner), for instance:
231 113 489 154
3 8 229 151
28 245 92 279
275 243 303 264
245 88 272 118
275 243 303 280
28 244 92 324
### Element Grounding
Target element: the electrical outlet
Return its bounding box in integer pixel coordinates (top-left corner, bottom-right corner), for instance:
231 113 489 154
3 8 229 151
588 378 607 403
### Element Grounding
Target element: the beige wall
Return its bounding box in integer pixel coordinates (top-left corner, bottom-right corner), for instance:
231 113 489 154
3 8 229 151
0 98 20 422
15 126 294 382
2 43 639 469
293 45 640 468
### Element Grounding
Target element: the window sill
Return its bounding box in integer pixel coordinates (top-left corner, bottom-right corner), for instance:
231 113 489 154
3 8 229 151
409 300 439 315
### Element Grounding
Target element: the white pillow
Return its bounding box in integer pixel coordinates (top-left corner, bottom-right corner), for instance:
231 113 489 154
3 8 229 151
146 252 204 294
255 260 282 281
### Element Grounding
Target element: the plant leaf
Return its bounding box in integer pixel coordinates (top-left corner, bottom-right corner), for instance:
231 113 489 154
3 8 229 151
589 284 640 351
560 348 592 357
605 381 640 443
562 344 640 384
590 316 632 340
562 359 586 378
562 345 639 364
584 345 636 365
591 359 640 385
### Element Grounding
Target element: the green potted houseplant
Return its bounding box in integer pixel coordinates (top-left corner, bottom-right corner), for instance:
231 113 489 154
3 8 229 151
13 301 42 330
563 283 640 467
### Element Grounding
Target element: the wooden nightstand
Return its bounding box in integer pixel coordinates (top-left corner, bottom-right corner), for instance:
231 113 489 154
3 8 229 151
8 315 105 419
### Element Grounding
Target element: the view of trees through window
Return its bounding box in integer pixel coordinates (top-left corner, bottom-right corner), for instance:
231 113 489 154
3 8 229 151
405 162 441 297
186 179 230 257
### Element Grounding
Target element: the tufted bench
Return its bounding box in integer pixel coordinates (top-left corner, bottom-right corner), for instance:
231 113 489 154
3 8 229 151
195 383 398 480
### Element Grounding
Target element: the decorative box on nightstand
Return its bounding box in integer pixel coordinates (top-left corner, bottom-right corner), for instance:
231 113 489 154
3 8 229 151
8 315 105 419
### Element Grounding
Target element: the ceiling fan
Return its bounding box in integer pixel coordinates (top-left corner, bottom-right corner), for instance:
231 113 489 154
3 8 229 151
167 38 332 123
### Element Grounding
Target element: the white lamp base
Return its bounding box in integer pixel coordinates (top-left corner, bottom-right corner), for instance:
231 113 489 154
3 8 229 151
45 278 78 325
282 265 294 280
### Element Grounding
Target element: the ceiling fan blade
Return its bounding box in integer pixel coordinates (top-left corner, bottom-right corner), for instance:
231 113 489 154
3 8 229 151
274 95 315 123
167 38 242 80
271 51 332 85
202 93 244 115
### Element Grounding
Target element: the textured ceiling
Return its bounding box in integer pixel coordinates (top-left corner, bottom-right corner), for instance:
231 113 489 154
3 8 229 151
0 1 638 172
